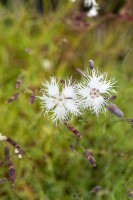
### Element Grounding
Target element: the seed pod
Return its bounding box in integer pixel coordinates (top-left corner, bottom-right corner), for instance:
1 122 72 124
84 151 96 167
89 60 94 69
8 161 16 185
107 103 124 117
6 93 19 103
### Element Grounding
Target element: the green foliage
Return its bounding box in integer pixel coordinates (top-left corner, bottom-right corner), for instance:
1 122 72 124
0 1 133 199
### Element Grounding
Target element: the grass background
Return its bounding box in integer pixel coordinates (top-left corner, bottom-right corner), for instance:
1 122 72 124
0 0 133 199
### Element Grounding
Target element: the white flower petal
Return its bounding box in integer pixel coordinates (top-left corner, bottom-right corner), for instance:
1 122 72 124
62 86 75 98
65 99 80 115
52 103 68 123
44 77 59 97
78 86 90 98
41 96 56 111
87 7 98 17
92 95 106 115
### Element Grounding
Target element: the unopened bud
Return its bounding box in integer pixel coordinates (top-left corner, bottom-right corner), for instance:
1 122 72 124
65 123 82 138
89 60 94 69
109 95 117 101
6 93 19 103
8 161 16 185
107 103 124 117
29 92 35 104
84 151 96 167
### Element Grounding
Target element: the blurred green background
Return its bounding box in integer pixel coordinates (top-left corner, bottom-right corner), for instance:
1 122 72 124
0 0 133 199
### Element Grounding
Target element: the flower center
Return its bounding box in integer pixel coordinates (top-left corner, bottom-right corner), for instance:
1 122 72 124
90 88 100 99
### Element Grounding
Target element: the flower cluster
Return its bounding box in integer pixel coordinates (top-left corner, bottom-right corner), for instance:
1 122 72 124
38 68 116 123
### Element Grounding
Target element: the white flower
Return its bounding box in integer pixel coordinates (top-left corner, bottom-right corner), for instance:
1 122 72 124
38 77 80 123
0 133 7 141
78 69 116 115
84 0 99 17
87 6 99 17
84 0 98 7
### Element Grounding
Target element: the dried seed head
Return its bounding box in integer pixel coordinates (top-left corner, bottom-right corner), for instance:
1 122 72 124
107 103 124 117
89 60 94 69
84 151 96 167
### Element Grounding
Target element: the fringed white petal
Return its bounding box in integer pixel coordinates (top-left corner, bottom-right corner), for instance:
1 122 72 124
52 103 68 123
65 99 80 115
44 77 59 97
92 95 106 115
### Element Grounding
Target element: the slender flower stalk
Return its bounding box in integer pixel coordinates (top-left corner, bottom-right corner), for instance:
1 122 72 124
37 77 81 123
78 69 116 115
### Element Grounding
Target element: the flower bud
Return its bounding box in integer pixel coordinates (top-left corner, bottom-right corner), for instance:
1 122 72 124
107 103 124 117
